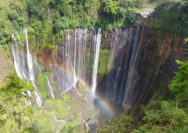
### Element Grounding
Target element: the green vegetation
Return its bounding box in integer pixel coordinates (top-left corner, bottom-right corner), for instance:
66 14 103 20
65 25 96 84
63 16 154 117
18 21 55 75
77 82 87 95
3 66 187 133
98 115 134 133
0 73 34 132
1 0 188 132
170 60 188 103
1 0 187 46
99 60 188 133
0 0 151 46
86 48 94 74
37 74 50 99
0 14 11 45
98 48 110 76
0 45 13 85
185 37 188 47
0 73 89 132
151 1 188 36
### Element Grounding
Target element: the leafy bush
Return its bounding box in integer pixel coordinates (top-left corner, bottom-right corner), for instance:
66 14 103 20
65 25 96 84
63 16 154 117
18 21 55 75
37 74 50 99
26 0 47 21
98 48 109 75
170 61 188 102
151 1 188 36
102 0 119 16
52 20 64 34
0 73 34 131
0 73 83 132
133 101 188 133
124 11 138 27
7 10 18 21
99 115 134 133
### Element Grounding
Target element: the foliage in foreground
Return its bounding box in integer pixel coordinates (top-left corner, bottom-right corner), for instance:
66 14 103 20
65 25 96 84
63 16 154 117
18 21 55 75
0 73 84 133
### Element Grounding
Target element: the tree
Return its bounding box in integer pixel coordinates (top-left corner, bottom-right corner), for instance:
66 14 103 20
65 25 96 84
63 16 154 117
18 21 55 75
26 0 47 21
98 115 134 133
170 60 188 103
7 10 18 21
52 20 63 34
0 73 34 99
0 73 34 131
133 101 188 133
103 0 119 16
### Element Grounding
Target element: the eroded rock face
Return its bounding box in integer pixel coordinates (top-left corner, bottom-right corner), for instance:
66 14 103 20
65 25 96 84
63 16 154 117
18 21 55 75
17 27 184 109
135 30 184 104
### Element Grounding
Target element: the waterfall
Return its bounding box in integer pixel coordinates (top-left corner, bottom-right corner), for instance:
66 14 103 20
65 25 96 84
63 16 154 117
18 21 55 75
12 28 103 105
94 28 143 107
73 30 78 87
24 29 34 81
123 27 142 107
34 59 55 99
12 27 145 108
15 32 28 79
12 33 32 97
47 76 55 98
16 32 22 48
11 34 22 78
24 28 43 106
104 29 121 101
34 60 42 74
92 29 101 93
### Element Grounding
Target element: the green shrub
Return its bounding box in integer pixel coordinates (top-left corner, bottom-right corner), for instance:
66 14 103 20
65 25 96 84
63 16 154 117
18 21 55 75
185 37 188 47
170 61 188 102
99 115 134 133
7 10 18 21
37 74 50 99
98 48 109 76
26 0 47 21
151 1 188 36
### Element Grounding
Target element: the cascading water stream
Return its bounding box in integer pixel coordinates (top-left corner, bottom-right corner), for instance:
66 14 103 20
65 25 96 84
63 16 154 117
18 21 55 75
12 34 22 78
12 33 32 98
34 59 55 98
92 29 101 93
16 32 22 49
47 76 55 98
15 32 28 79
24 29 34 81
34 60 42 74
24 28 43 106
123 27 142 107
73 30 77 87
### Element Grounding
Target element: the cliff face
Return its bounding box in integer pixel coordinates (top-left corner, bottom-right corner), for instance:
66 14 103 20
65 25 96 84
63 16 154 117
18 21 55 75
97 28 184 111
135 30 184 104
14 27 184 109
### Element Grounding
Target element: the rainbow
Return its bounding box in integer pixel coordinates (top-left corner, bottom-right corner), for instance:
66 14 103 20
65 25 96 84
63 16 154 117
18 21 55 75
55 65 115 116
